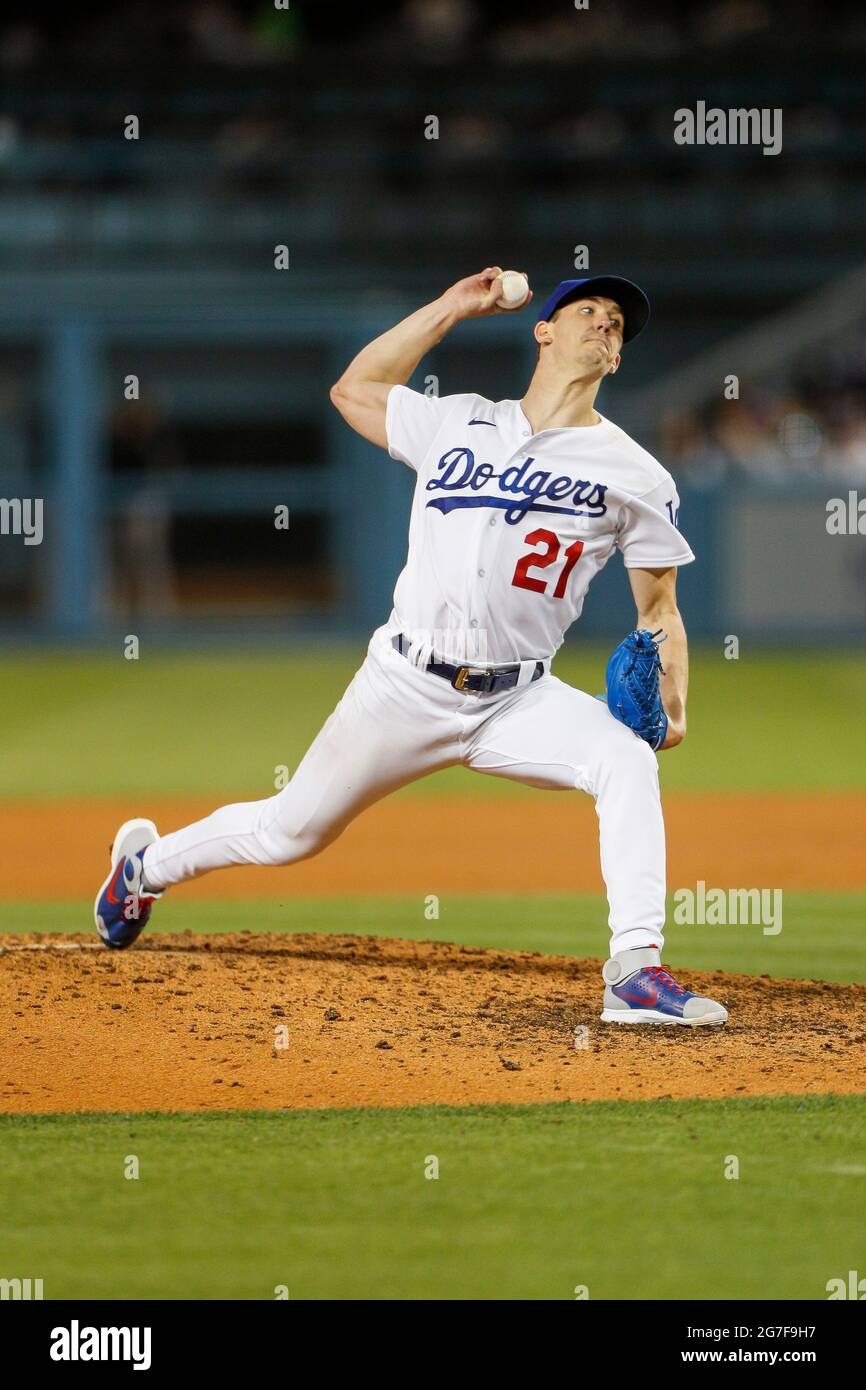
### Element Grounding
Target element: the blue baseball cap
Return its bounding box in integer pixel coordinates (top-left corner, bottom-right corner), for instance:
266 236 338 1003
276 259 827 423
536 275 650 343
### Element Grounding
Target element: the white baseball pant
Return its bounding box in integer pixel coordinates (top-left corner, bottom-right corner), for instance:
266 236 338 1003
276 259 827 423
142 625 667 954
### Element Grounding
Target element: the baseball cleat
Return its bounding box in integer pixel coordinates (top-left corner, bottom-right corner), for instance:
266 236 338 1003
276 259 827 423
600 947 728 1027
94 817 162 950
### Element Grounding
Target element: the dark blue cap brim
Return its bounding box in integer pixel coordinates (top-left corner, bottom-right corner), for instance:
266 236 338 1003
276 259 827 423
536 275 650 343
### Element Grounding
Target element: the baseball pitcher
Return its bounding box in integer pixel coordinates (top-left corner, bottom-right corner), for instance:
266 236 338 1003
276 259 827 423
95 268 728 1027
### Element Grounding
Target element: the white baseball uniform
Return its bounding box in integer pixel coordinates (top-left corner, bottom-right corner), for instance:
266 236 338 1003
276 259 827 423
142 386 694 954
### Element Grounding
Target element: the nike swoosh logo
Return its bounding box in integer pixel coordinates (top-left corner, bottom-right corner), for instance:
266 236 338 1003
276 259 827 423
105 860 126 906
619 986 659 1006
467 418 497 426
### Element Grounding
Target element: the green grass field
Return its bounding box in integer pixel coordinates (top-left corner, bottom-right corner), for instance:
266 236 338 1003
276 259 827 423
1 1098 862 1300
1 645 864 796
1 890 862 982
1 646 863 1300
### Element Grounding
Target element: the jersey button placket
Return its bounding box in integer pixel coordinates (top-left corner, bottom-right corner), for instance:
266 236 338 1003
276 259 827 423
470 455 498 639
492 440 529 566
467 527 490 657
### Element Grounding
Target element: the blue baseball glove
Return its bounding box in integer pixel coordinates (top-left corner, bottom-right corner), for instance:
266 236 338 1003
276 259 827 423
603 628 668 751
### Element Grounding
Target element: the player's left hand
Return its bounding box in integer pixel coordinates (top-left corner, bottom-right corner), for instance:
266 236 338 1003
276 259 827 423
604 628 670 751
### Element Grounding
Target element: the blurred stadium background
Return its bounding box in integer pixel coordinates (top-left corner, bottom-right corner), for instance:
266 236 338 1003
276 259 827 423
0 0 864 645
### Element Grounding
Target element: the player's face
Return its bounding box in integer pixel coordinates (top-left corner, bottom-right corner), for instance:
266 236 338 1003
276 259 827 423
550 297 624 375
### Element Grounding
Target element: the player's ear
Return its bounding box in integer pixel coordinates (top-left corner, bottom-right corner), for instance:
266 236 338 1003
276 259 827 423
534 320 553 350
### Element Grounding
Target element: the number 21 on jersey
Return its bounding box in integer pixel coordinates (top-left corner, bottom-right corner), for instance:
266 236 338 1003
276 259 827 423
511 528 584 600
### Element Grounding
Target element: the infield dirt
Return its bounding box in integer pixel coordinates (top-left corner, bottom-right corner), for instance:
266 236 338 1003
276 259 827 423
2 933 863 1113
0 790 863 898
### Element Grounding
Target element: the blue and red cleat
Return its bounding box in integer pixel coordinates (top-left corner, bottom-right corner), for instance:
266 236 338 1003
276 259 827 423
94 818 162 949
601 948 728 1026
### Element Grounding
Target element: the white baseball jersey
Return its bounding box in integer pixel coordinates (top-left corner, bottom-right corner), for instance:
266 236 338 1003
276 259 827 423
385 386 694 664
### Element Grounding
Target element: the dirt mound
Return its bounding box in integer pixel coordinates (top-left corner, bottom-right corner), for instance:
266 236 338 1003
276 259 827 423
2 933 863 1113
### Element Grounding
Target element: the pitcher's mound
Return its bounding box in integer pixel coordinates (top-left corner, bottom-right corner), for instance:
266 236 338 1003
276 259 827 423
2 933 863 1112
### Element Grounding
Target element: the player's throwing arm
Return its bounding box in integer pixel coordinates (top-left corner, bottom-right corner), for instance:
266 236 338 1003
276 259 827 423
329 268 532 448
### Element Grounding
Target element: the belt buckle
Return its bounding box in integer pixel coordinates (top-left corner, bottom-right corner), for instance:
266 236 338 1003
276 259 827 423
453 665 496 694
453 666 472 691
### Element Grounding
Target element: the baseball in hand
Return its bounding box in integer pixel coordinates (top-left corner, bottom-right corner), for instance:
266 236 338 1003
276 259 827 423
495 270 530 309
